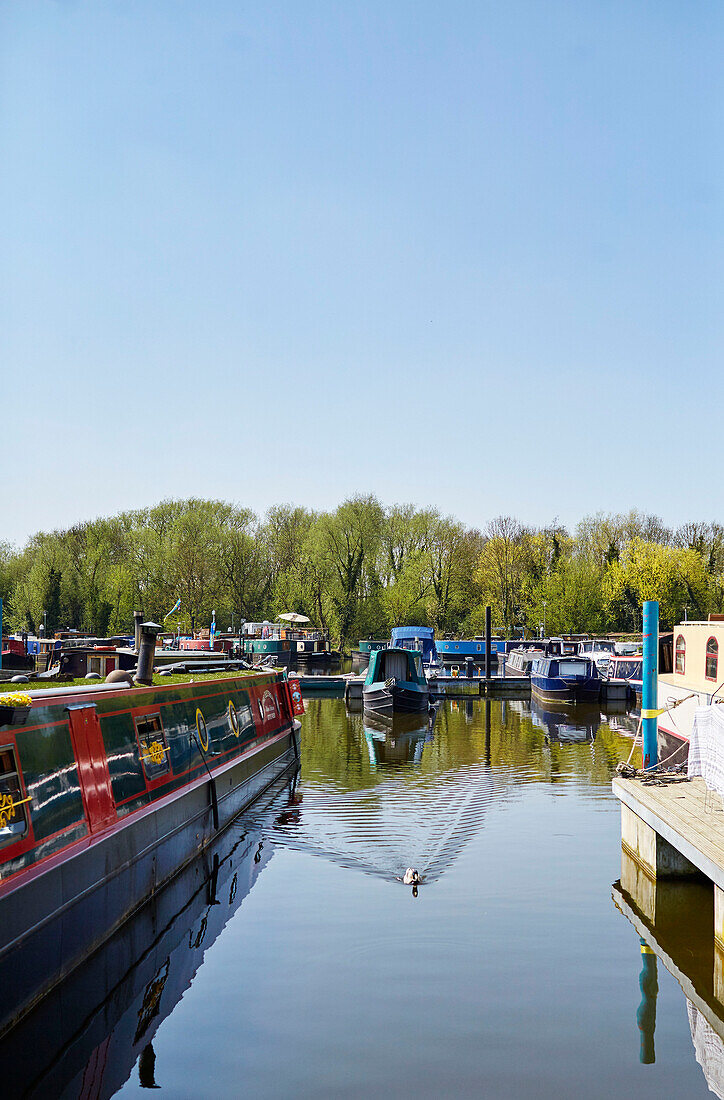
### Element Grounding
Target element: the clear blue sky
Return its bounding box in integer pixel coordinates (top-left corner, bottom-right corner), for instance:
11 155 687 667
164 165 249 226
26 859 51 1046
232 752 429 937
2 1 722 546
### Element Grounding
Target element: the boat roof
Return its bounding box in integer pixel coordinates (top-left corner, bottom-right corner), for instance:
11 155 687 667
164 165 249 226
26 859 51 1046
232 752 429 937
391 626 434 640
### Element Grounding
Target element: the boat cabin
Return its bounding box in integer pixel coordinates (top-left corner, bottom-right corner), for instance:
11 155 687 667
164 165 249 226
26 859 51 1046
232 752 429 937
662 618 724 695
390 627 438 665
366 647 426 686
59 646 123 679
531 656 599 680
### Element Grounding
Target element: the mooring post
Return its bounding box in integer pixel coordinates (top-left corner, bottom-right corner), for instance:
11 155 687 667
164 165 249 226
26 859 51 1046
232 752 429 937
642 600 659 771
485 606 492 680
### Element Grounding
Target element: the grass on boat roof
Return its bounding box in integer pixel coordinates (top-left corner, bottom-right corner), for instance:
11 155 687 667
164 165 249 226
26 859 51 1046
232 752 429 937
0 668 283 694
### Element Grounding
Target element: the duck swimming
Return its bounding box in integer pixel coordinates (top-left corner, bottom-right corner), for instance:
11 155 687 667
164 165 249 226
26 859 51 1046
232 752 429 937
402 868 421 885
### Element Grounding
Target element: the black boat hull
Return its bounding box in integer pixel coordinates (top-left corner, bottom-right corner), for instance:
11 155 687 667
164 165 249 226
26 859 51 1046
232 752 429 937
362 683 429 717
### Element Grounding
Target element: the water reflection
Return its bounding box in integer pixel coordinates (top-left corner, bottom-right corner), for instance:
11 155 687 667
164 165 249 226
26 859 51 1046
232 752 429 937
529 699 602 743
0 772 299 1099
363 710 436 767
269 697 634 888
613 851 724 1095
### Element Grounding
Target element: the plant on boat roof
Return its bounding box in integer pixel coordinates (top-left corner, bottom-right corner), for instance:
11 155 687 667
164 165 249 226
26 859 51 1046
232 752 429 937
0 693 32 708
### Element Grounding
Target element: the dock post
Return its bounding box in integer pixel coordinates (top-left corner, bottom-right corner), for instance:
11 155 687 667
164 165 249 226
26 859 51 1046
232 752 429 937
485 698 491 767
637 941 658 1064
642 600 659 771
485 606 492 681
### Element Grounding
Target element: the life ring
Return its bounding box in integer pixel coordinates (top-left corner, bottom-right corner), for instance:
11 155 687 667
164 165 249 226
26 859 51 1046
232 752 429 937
228 701 239 737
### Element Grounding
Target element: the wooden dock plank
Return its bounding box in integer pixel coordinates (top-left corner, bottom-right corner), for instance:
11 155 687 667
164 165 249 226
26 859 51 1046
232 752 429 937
613 777 724 890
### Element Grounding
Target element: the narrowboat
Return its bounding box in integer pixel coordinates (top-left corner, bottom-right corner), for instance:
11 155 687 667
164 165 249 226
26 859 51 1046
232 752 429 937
0 669 301 1037
530 655 601 705
22 635 62 672
351 639 388 672
605 653 643 701
240 620 339 670
436 636 504 670
390 626 440 669
363 647 429 716
576 638 617 675
0 637 34 674
0 770 296 1096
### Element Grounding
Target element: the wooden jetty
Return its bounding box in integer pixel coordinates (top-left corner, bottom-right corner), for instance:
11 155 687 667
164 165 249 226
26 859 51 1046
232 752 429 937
297 674 351 695
428 675 531 699
613 775 724 949
344 674 531 706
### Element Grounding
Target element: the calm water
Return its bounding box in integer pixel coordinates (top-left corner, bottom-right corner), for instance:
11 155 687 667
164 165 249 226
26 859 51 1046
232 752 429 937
6 697 721 1098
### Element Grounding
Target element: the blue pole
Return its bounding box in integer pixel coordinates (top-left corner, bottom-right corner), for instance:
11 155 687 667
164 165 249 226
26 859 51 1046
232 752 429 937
642 600 659 771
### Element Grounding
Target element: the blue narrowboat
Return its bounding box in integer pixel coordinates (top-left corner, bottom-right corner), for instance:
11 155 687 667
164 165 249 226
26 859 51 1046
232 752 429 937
363 647 430 717
530 655 601 705
390 626 439 667
0 670 301 1037
436 638 505 664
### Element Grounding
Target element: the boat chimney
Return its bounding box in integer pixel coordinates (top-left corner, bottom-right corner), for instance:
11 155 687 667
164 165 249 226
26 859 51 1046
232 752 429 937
133 610 144 652
135 622 161 686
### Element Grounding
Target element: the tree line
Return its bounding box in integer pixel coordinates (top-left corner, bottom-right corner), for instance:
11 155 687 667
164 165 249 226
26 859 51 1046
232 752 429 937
1 498 723 646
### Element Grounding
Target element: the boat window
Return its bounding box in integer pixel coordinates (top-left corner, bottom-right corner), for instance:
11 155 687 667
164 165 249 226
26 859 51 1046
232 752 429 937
89 656 102 675
706 637 719 681
135 714 171 781
0 747 30 847
675 635 686 675
559 660 588 677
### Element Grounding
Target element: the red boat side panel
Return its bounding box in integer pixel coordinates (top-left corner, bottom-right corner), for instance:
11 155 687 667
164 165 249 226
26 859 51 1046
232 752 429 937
67 705 118 833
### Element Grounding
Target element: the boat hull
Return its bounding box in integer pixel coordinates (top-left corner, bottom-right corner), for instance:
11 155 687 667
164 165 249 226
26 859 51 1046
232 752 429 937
530 677 600 705
0 732 296 1039
362 682 429 717
0 772 296 1098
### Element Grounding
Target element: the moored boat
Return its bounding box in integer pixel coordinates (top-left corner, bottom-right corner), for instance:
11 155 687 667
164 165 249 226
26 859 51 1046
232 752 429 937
390 626 440 670
0 669 301 1036
506 646 546 677
530 655 601 705
363 647 429 716
577 638 617 676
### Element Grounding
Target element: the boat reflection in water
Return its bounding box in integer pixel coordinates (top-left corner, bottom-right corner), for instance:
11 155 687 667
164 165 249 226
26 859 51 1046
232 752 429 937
613 850 724 1094
0 771 299 1100
529 698 603 744
363 710 436 767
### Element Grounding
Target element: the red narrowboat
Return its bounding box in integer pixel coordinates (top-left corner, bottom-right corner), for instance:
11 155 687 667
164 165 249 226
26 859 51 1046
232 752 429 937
0 669 301 1036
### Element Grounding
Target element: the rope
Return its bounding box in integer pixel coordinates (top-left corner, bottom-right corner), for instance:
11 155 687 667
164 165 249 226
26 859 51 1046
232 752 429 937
617 692 698 776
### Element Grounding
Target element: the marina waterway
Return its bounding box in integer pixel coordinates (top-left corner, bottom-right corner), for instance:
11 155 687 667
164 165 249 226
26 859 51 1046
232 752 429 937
4 698 719 1097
